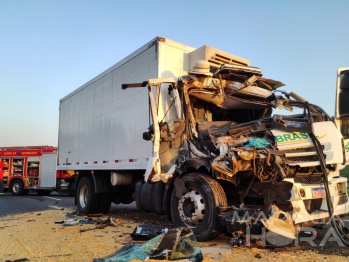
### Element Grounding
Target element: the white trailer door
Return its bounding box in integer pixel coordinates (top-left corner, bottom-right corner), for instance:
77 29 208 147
40 153 57 188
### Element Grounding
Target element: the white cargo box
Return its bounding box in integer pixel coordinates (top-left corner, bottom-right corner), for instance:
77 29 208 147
58 37 249 171
58 37 195 170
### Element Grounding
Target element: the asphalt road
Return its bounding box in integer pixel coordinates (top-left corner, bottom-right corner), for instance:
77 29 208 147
0 191 138 217
0 191 75 217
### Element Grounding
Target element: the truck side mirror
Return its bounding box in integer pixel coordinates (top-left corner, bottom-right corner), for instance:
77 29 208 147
143 131 152 141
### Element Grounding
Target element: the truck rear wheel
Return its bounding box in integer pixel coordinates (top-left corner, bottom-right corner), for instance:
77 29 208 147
77 177 100 214
170 173 227 241
10 179 24 196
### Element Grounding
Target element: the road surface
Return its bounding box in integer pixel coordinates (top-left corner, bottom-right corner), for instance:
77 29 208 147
0 191 137 217
0 191 75 217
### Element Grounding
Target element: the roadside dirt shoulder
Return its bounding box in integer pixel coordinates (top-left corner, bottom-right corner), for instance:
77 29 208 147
1 207 349 262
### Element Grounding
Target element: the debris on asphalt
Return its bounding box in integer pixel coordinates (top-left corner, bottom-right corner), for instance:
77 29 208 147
230 233 245 247
131 225 172 240
97 217 118 227
63 211 79 218
57 211 118 230
61 218 94 226
94 227 203 262
79 217 118 233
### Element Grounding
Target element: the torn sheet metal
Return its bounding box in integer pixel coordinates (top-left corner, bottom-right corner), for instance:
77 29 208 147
189 91 272 109
261 205 296 240
227 84 273 98
159 119 185 142
144 158 175 183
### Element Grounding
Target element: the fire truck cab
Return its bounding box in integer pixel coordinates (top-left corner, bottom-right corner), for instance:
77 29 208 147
0 146 58 195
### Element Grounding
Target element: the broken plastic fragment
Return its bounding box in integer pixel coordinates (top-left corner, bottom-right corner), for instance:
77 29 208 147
242 138 270 148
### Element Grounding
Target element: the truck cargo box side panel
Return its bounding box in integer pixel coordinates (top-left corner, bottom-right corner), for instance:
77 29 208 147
58 46 158 170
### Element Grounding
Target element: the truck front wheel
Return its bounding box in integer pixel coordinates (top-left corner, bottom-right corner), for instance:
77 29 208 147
10 179 24 196
77 177 100 214
170 173 227 241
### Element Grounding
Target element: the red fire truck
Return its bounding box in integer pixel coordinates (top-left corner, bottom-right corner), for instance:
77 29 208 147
0 146 74 196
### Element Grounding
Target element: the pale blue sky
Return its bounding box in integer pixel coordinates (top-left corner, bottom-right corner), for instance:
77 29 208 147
1 0 348 147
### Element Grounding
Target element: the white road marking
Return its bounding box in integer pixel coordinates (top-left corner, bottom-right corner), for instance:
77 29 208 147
44 196 61 201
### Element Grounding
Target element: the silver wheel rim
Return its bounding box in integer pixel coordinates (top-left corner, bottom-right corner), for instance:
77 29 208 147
178 188 205 227
12 183 20 193
79 184 88 208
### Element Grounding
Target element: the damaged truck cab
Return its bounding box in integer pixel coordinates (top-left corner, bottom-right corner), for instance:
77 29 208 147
58 37 349 242
128 63 349 241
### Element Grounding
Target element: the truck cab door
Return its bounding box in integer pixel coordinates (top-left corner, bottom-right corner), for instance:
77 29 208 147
335 68 349 165
146 79 184 182
122 78 183 182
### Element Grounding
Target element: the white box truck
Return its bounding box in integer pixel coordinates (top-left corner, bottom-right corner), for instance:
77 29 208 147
58 37 349 242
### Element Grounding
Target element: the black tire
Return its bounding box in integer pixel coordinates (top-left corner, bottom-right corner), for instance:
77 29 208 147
36 190 52 196
10 179 24 196
98 193 111 214
76 177 101 214
135 180 143 210
170 173 227 241
154 182 165 213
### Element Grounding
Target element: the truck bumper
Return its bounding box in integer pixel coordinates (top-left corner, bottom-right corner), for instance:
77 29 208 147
292 194 349 224
288 175 349 224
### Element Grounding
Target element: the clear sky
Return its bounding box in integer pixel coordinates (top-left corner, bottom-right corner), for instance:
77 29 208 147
1 0 348 147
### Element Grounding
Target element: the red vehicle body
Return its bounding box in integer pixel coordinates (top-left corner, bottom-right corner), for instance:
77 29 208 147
0 146 75 195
